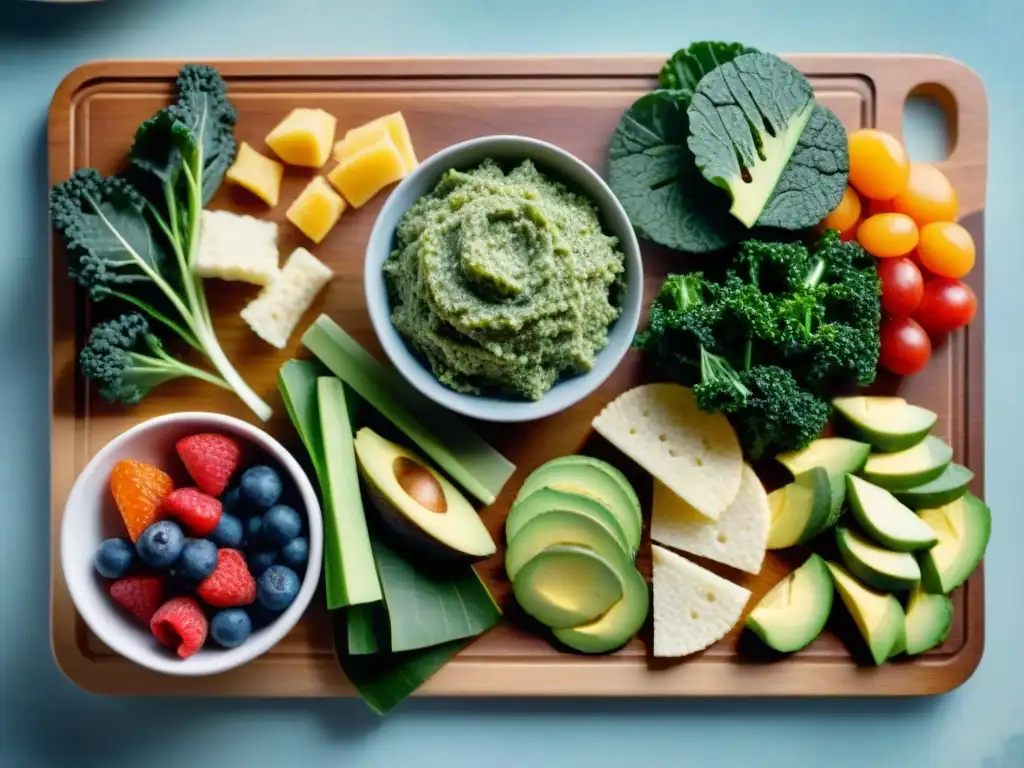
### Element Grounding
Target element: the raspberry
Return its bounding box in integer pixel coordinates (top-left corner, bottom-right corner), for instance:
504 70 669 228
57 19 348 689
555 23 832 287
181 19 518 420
150 597 208 659
109 460 174 542
109 575 165 624
176 433 242 497
197 549 256 608
161 487 222 536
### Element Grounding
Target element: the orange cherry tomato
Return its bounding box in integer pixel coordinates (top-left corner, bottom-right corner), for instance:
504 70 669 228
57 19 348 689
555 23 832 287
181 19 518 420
848 129 910 201
820 185 861 237
857 213 919 258
917 221 975 278
892 163 959 225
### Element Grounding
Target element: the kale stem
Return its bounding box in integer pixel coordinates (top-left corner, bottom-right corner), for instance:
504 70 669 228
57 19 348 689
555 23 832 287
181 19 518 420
108 290 202 350
744 338 753 372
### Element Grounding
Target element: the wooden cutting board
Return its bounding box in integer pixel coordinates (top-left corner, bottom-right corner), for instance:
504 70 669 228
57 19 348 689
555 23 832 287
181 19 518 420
48 54 987 697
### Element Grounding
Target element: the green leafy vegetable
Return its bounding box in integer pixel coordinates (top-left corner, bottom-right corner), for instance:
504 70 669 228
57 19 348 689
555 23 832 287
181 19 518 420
658 41 757 92
687 52 815 228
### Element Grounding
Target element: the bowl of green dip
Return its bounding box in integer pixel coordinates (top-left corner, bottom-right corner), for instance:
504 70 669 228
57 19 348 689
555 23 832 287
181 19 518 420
365 135 642 422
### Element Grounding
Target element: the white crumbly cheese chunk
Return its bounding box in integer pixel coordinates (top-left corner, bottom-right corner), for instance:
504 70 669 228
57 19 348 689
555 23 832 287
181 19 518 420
196 209 281 285
651 463 769 575
240 247 334 349
652 544 751 657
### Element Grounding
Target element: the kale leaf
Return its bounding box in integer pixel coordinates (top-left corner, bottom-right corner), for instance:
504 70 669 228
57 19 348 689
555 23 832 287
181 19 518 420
658 41 757 94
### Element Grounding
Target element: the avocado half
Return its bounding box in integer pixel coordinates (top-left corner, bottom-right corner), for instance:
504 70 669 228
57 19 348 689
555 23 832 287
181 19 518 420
353 428 496 564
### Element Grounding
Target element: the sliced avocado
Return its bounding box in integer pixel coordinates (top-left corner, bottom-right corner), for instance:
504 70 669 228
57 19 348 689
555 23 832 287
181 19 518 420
861 436 953 491
836 526 921 592
353 428 496 563
553 565 649 654
918 494 992 594
505 509 628 581
766 467 832 549
826 561 906 666
845 475 939 552
512 544 624 629
745 553 833 652
776 437 871 516
506 488 630 556
832 396 937 453
514 456 642 554
893 463 974 510
904 585 954 655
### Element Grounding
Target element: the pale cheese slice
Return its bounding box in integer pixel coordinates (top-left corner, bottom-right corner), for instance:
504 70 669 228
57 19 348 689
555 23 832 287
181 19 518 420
651 463 769 575
652 544 750 657
591 383 743 519
196 209 280 285
240 247 334 349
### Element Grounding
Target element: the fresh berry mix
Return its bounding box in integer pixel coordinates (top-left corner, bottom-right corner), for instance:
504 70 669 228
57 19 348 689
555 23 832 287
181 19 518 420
239 465 283 510
178 539 219 581
162 487 223 536
262 505 302 546
94 537 137 579
91 432 307 660
211 609 253 648
136 520 185 568
258 565 300 612
176 433 242 496
209 512 243 548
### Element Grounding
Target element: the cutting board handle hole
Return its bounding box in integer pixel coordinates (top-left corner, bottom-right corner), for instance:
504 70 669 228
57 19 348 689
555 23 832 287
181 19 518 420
902 84 957 163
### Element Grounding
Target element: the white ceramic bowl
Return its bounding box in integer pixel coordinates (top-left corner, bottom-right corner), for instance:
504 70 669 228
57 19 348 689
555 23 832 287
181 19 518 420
59 412 323 677
364 135 643 423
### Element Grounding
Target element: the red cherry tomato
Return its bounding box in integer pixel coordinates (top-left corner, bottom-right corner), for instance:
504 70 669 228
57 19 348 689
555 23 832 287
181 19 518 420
879 316 932 376
877 257 924 315
913 278 978 335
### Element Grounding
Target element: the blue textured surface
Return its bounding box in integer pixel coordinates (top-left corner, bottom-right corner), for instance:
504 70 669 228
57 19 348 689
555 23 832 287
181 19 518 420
1 0 1021 765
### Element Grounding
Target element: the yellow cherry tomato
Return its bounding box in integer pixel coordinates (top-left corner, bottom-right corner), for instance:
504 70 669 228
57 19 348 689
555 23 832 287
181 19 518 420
892 163 959 225
857 213 919 258
848 129 910 201
917 221 975 278
820 185 862 237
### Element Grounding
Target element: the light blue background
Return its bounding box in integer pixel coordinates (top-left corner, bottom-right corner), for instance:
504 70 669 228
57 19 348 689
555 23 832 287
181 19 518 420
2 1 1021 765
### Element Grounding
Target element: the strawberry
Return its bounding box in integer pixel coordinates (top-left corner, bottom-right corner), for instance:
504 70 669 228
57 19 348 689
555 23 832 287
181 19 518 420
161 487 222 537
150 597 208 659
176 433 242 497
197 549 256 608
110 575 165 624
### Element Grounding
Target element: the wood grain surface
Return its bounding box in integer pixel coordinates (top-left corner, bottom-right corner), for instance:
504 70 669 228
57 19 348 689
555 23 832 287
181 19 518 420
48 54 987 697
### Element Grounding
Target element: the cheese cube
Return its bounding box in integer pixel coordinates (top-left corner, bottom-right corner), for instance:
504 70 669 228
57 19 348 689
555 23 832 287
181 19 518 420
266 108 337 168
327 134 407 208
196 209 280 285
333 111 418 171
240 247 334 349
224 142 284 206
286 176 346 244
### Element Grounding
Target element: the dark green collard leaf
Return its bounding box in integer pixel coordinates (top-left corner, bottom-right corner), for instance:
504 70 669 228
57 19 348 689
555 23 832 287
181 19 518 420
608 90 743 254
346 601 384 655
658 41 757 93
758 104 850 230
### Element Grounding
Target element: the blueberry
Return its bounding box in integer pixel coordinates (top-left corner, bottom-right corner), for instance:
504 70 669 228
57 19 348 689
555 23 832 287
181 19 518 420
178 539 218 581
258 565 300 611
247 549 278 577
135 520 185 569
280 537 309 573
166 568 199 597
243 515 263 548
246 602 282 630
221 486 243 515
239 465 283 510
210 609 252 648
93 538 136 578
209 513 243 548
262 505 302 547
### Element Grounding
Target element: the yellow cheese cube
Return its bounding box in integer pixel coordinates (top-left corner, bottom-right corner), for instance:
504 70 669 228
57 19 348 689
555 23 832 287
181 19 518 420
266 108 337 168
327 134 407 208
332 111 418 171
286 176 346 244
225 142 284 206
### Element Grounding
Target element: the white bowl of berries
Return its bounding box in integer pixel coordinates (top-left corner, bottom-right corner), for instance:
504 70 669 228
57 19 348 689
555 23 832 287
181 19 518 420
59 412 323 677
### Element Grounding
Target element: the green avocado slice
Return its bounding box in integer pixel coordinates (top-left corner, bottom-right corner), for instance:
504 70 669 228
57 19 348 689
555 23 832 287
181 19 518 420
917 494 992 594
904 585 954 655
506 488 630 557
861 436 953 491
766 466 832 549
512 544 624 629
832 395 937 453
776 437 871 517
505 508 628 581
553 565 649 654
846 475 939 552
893 463 974 510
836 526 921 592
826 561 906 666
745 553 833 653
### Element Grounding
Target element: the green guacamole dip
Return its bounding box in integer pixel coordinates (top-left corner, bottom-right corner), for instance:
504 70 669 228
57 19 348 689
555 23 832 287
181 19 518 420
384 158 626 401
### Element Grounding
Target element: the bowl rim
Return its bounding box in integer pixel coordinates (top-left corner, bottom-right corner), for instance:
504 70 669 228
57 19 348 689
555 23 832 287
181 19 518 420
59 411 324 677
364 133 642 423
